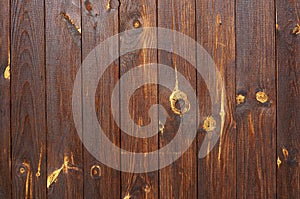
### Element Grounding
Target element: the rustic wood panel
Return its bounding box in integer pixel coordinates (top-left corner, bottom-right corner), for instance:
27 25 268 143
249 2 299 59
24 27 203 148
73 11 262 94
157 0 197 198
46 0 83 198
196 0 236 198
236 0 277 198
82 0 120 198
11 0 46 198
276 0 300 198
0 0 11 197
119 0 159 198
1 0 300 198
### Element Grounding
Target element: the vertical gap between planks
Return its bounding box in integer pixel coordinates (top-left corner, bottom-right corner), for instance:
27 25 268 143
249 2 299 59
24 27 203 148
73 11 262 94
44 0 48 196
234 0 237 197
118 1 121 197
9 0 12 197
194 0 198 198
80 0 84 197
156 0 160 198
274 0 278 196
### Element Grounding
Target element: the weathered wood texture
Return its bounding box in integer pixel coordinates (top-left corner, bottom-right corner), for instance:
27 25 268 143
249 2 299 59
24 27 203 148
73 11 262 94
82 0 120 198
236 0 277 198
11 0 47 198
196 0 236 198
277 0 300 198
0 0 11 198
1 0 300 198
46 0 83 198
119 0 159 198
158 0 197 198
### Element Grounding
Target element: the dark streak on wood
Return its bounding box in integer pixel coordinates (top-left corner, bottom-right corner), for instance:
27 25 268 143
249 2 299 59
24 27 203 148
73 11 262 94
277 0 300 198
196 0 236 198
0 0 11 197
236 0 276 198
11 0 46 198
46 0 83 198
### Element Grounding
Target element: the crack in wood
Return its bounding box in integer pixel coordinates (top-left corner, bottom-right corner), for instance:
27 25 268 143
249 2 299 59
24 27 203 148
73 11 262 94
4 51 10 80
36 146 43 177
292 24 300 35
22 162 33 199
282 147 289 160
277 156 282 168
218 87 226 162
61 12 81 34
47 155 81 189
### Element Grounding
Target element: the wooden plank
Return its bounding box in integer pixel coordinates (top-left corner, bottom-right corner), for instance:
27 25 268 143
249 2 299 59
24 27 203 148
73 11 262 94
196 0 236 198
0 0 11 197
236 0 276 198
276 0 300 198
11 0 46 198
119 0 158 198
46 0 83 198
157 0 197 198
81 0 120 198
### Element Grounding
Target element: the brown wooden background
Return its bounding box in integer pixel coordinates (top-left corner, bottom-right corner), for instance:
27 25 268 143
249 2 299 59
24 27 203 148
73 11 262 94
0 0 299 198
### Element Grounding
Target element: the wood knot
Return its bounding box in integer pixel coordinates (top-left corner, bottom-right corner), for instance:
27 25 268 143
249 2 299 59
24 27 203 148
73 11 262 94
256 91 268 104
84 0 93 12
90 165 101 179
292 24 300 35
169 90 190 116
236 94 245 105
203 116 216 132
18 165 27 176
133 20 142 28
143 184 151 193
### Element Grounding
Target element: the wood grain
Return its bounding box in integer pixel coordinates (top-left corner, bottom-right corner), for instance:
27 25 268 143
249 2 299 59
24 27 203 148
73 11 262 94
0 0 11 197
277 0 300 198
119 0 159 198
236 0 276 198
196 0 236 198
157 0 197 198
1 0 300 198
46 0 83 198
11 0 46 198
82 0 120 198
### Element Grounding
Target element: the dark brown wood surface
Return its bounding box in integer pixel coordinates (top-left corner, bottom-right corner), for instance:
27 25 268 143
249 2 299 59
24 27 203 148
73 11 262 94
196 0 236 198
277 0 300 198
119 0 159 198
46 0 83 198
236 0 277 198
82 0 120 198
158 0 197 198
11 0 47 198
0 0 11 198
0 0 299 198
